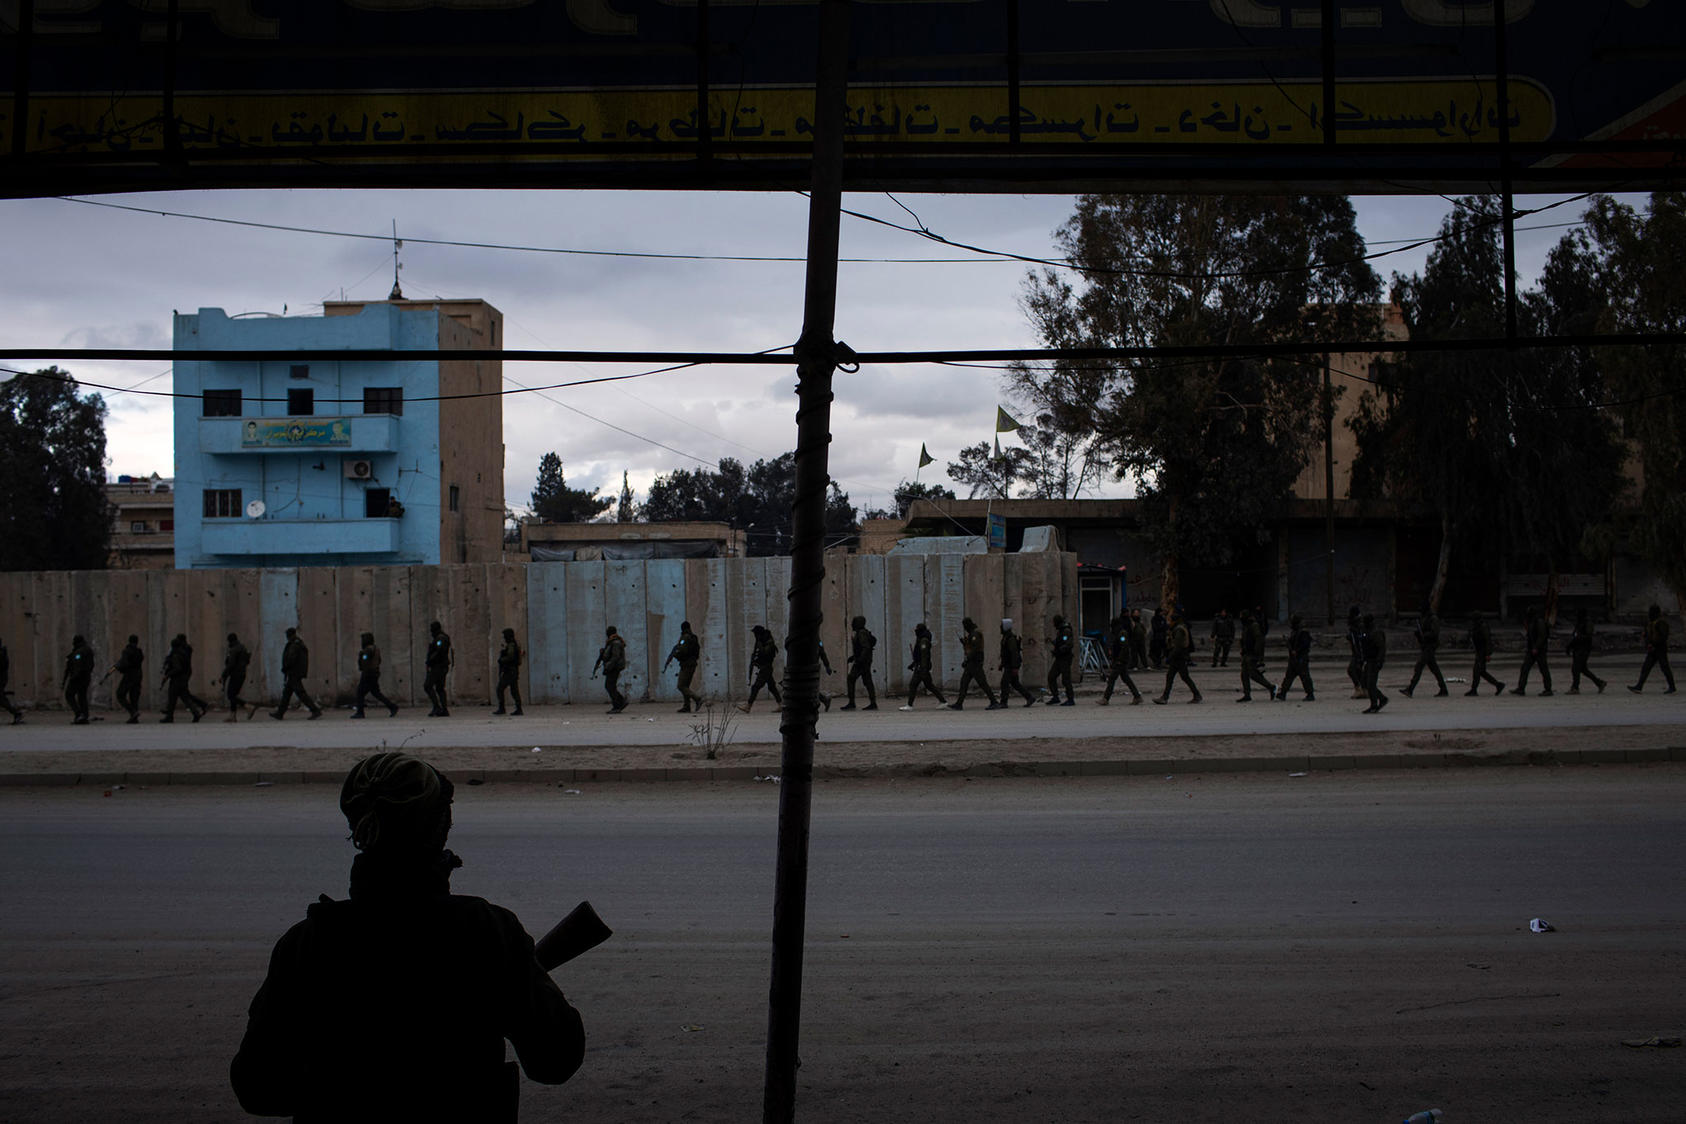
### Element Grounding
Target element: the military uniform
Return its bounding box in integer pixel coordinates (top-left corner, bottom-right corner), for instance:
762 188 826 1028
950 618 998 710
1237 612 1276 701
1466 612 1504 695
1098 616 1141 705
1402 609 1448 697
903 624 945 708
597 628 628 712
0 639 22 723
1278 617 1314 701
666 624 703 712
1128 611 1148 670
842 617 877 709
424 622 453 717
353 633 399 719
1361 615 1388 713
494 630 524 716
272 629 323 719
1045 615 1075 705
1210 611 1234 667
1153 616 1201 704
113 636 144 723
220 634 252 721
740 626 782 711
161 635 209 722
1566 611 1605 694
1630 606 1676 693
62 635 95 724
1345 607 1366 698
1512 608 1553 696
997 621 1036 706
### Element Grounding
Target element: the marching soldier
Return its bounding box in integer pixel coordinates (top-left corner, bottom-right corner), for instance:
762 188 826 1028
901 622 946 710
842 615 878 710
494 628 524 716
1045 614 1075 706
997 618 1037 707
0 636 22 724
1128 609 1148 671
1148 608 1168 669
1360 614 1388 714
1152 609 1201 704
664 621 704 713
1278 615 1314 701
1345 606 1366 698
1237 609 1276 702
950 617 999 710
1098 615 1142 705
739 625 782 713
270 627 322 720
1512 604 1554 697
1210 609 1234 668
1629 603 1676 694
112 634 144 723
219 632 254 722
1466 610 1505 695
423 620 453 717
351 631 399 719
1566 608 1605 694
160 633 208 723
63 634 95 725
1402 601 1449 697
593 625 628 713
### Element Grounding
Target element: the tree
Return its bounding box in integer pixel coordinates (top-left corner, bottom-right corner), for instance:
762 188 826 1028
0 368 111 571
641 454 858 556
946 441 1029 499
1349 196 1625 614
1580 191 1686 602
1019 194 1380 607
863 479 957 521
616 471 636 523
528 452 611 523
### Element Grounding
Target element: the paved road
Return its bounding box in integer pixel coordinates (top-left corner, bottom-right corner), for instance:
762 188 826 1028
3 768 1683 1121
4 653 1681 753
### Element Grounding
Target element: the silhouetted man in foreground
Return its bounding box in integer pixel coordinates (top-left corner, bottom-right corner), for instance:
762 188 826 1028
232 752 585 1121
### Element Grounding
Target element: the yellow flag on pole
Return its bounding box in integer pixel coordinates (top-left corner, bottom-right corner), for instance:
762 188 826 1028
995 406 1023 433
917 443 934 468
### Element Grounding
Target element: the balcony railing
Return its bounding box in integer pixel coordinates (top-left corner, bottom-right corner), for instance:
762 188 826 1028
200 517 400 556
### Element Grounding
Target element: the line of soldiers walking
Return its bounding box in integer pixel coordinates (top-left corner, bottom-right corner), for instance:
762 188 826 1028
3 602 1676 724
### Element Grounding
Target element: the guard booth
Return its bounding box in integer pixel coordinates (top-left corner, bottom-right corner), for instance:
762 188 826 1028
1078 563 1129 669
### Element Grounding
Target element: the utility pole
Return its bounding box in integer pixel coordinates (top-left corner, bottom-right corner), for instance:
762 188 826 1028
764 2 849 1121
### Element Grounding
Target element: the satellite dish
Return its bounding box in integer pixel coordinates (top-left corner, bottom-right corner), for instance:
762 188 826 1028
246 499 266 518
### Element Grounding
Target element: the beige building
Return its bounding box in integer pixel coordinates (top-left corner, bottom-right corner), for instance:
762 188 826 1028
520 520 747 561
106 474 176 569
325 298 506 564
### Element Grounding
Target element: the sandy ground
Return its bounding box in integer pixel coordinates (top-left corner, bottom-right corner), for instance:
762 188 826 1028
2 722 1682 784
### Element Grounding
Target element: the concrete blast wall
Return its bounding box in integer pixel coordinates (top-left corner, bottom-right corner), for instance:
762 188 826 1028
0 553 1077 711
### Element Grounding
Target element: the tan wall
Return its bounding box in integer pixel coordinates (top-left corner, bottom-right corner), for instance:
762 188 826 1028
0 553 1079 712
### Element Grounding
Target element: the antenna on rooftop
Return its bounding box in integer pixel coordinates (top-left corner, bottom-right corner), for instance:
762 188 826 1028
389 219 404 299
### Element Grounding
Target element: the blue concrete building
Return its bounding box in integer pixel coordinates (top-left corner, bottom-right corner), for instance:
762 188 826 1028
172 299 504 567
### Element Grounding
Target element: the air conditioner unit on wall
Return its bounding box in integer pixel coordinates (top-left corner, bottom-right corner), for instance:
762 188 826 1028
343 458 374 480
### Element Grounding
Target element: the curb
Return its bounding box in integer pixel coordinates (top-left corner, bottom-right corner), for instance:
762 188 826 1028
7 745 1684 788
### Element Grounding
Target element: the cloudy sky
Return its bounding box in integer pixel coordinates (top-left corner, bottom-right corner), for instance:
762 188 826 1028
0 187 1617 516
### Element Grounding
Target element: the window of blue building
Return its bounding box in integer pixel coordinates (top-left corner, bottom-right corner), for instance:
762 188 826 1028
363 386 403 415
202 388 241 417
287 388 313 415
203 489 242 518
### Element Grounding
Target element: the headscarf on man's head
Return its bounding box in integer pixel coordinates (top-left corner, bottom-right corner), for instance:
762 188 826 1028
339 752 454 855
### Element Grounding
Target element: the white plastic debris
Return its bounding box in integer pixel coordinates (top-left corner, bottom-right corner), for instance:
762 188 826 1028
1529 918 1555 933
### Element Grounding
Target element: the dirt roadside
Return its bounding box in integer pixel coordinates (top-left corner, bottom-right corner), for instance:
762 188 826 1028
4 722 1683 784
